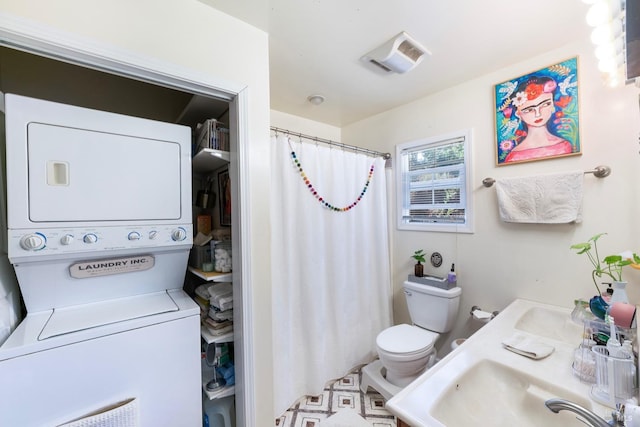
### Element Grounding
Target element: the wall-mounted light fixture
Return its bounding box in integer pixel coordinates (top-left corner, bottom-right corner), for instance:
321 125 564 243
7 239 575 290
583 0 627 87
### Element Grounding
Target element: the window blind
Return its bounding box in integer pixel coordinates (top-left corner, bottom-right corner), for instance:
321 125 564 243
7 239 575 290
401 136 466 224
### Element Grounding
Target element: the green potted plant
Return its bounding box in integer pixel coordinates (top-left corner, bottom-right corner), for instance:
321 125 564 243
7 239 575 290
412 249 426 277
570 232 640 295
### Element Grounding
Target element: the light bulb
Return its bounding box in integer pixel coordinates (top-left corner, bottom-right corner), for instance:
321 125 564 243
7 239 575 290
598 57 617 72
606 72 621 87
595 43 615 60
591 25 614 45
586 2 611 27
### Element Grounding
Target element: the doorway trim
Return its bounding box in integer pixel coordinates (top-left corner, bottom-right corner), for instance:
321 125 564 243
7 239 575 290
1 12 256 426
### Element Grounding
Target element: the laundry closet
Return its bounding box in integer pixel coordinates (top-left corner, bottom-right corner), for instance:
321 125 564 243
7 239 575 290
0 46 240 426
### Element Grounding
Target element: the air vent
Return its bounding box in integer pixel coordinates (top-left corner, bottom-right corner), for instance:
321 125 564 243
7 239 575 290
398 40 423 62
360 31 431 74
368 59 393 73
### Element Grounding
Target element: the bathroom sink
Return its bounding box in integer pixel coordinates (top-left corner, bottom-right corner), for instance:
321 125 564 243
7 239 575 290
430 359 592 426
514 306 582 344
387 299 610 427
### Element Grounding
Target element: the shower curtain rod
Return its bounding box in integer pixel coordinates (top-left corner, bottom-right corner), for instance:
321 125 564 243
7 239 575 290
271 126 392 160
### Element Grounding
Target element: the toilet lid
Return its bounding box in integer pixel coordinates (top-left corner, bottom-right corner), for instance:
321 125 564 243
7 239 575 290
377 324 438 354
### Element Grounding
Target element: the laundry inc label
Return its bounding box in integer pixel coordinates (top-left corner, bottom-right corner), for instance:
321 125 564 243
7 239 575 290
69 255 155 278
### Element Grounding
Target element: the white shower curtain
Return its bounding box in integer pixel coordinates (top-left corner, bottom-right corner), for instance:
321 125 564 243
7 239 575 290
271 135 392 416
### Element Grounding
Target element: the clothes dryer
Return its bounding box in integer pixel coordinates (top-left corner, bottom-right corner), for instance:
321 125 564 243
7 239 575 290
0 94 201 426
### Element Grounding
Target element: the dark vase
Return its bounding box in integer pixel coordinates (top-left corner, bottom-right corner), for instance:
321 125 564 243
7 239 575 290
414 263 424 277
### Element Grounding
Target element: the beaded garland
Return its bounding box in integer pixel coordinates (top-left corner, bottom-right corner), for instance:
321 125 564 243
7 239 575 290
289 148 375 212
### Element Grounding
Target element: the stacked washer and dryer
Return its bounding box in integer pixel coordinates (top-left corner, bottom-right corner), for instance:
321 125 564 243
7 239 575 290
0 94 201 426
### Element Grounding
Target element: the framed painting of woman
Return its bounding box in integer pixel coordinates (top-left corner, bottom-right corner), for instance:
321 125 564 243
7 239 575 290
494 57 581 165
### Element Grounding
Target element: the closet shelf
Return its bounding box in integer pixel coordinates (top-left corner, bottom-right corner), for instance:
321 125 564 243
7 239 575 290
201 327 234 345
202 384 235 401
192 148 229 174
188 266 232 282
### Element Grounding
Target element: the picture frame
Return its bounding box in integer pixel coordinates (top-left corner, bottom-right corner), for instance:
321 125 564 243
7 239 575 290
494 57 581 165
218 169 231 226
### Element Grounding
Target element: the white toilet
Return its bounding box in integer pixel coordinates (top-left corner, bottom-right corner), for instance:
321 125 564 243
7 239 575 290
360 280 461 400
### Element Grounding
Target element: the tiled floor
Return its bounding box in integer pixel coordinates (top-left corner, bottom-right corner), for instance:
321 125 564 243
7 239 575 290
275 365 396 427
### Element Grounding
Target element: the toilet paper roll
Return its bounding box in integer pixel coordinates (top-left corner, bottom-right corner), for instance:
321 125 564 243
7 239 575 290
451 338 466 351
472 309 493 322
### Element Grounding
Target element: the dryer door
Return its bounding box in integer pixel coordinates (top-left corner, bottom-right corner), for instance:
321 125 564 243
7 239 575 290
27 123 183 222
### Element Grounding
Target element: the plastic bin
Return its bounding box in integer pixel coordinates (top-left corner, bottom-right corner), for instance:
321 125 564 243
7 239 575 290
203 394 235 427
590 345 636 407
190 245 212 270
212 241 232 273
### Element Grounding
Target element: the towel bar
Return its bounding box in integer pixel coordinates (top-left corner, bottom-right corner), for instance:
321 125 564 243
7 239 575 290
482 165 611 188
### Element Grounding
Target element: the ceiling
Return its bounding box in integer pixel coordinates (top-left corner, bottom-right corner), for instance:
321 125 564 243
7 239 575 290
199 0 593 127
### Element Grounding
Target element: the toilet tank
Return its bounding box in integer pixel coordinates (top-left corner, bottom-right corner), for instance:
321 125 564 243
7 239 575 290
403 281 462 333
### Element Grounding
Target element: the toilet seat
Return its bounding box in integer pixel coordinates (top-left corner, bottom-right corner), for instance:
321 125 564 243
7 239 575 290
376 324 438 355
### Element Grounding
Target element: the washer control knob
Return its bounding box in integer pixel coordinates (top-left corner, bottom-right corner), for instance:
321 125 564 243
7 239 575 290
128 231 141 241
171 228 187 242
148 230 158 240
20 233 46 251
60 234 74 246
83 233 98 244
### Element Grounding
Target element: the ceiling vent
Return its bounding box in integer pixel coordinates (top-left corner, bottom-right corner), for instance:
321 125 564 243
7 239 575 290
361 31 431 74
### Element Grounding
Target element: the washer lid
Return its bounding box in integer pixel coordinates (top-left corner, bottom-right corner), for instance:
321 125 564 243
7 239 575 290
377 324 438 354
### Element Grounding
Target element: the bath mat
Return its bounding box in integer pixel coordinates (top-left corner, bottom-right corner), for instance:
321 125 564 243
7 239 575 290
319 408 372 427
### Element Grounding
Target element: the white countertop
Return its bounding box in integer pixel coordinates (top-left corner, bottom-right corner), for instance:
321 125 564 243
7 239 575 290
386 298 619 426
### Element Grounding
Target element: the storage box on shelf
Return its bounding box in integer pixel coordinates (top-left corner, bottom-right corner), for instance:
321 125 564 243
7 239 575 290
196 119 229 153
190 246 212 271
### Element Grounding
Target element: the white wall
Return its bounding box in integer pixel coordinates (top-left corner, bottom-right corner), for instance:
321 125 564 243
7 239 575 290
343 39 640 356
271 109 341 141
0 1 274 424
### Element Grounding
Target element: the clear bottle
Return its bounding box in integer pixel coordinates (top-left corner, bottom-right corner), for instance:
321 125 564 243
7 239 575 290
572 338 597 383
571 299 595 325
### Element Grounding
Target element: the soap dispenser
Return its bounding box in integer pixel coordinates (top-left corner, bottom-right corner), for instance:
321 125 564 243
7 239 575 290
601 283 613 303
447 263 457 286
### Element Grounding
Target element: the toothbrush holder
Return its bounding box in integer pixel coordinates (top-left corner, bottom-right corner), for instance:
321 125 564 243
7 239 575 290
590 345 637 408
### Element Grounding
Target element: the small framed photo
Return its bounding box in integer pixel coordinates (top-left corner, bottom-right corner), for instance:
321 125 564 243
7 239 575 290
218 169 231 226
494 57 581 165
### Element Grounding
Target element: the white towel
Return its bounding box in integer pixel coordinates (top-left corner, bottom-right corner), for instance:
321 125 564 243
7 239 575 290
502 333 555 360
495 170 583 224
208 283 233 311
57 398 139 427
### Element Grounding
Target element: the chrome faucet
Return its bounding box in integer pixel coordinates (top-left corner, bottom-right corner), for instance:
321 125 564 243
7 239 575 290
545 398 621 427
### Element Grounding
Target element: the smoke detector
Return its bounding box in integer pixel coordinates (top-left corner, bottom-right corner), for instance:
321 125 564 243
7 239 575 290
361 31 431 74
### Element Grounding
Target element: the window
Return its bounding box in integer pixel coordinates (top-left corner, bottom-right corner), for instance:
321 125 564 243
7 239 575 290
396 129 473 233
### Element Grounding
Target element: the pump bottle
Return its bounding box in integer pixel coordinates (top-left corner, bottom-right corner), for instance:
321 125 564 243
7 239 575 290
447 263 457 286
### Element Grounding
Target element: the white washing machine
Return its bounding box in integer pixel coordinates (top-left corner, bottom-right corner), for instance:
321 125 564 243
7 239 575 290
0 94 201 426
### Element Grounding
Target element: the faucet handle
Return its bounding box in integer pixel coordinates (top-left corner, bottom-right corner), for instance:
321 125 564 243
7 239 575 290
610 403 625 426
